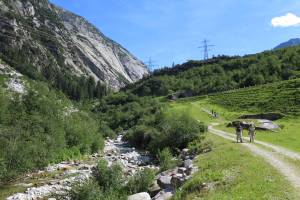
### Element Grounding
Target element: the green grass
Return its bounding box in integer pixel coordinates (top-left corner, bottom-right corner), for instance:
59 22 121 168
209 78 300 115
166 100 215 124
173 134 298 200
217 117 300 153
166 79 300 153
0 184 26 200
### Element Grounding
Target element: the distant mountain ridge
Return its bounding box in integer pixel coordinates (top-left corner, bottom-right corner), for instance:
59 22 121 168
0 0 149 90
275 38 300 49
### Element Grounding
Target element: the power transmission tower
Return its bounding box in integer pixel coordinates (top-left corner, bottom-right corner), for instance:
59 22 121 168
198 39 215 60
145 57 157 72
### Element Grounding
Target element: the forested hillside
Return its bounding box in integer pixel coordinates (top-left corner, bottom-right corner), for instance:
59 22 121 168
0 60 105 182
127 46 300 97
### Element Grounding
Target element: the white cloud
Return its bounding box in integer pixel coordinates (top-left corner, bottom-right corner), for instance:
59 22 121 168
271 13 300 27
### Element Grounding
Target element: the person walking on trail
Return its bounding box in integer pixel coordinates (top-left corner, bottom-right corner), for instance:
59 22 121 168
249 123 256 143
236 123 243 143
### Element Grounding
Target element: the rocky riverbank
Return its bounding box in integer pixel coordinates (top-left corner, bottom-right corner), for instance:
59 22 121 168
6 135 199 200
131 148 199 200
6 135 156 200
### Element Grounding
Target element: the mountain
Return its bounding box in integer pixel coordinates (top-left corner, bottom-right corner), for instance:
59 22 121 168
274 38 300 49
126 46 300 97
0 0 148 90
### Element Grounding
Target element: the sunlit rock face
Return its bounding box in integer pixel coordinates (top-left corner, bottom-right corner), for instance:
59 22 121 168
0 0 149 90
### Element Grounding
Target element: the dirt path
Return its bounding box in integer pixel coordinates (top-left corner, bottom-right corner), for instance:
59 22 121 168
201 107 300 161
209 125 300 194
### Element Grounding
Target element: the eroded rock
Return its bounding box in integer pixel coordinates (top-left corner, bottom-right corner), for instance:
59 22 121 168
128 192 151 200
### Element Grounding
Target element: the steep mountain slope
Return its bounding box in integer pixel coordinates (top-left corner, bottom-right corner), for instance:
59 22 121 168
275 38 300 49
0 0 148 90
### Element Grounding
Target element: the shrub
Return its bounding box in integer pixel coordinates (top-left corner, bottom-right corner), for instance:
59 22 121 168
93 159 124 192
149 113 207 153
157 148 177 171
0 158 7 181
126 168 156 194
188 136 212 155
123 125 152 149
69 181 101 200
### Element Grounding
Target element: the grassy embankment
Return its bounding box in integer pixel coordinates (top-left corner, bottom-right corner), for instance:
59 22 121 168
172 134 298 200
165 79 300 199
168 78 300 152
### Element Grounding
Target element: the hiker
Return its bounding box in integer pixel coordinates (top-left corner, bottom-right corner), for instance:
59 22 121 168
248 123 256 143
236 123 243 143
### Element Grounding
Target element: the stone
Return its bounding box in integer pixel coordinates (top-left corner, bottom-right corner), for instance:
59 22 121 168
182 148 189 154
184 159 193 169
7 134 157 200
186 166 199 176
171 174 185 188
152 188 174 200
157 176 172 189
160 168 178 176
78 164 91 170
257 119 280 131
178 167 187 175
148 181 161 197
128 192 151 200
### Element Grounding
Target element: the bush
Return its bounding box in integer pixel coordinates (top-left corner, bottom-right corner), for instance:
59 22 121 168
188 136 212 155
69 181 101 200
126 168 156 194
69 160 128 200
157 148 177 171
149 113 207 153
93 159 124 193
0 83 105 182
0 159 7 181
123 125 152 149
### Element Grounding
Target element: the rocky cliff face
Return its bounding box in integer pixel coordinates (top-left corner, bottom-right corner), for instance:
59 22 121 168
0 0 148 90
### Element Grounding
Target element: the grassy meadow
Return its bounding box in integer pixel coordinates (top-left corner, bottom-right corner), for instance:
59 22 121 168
166 78 300 153
172 134 298 200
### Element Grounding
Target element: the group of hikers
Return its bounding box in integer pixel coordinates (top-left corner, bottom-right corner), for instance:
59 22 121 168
235 122 256 143
210 109 256 143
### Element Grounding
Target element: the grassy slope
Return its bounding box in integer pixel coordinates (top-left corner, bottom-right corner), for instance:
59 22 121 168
209 78 300 115
168 78 300 152
166 79 300 199
173 134 298 200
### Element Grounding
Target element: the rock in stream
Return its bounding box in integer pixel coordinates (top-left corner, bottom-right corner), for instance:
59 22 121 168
6 135 156 200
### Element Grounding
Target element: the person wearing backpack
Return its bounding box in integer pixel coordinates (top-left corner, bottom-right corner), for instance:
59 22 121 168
236 123 243 143
249 123 256 143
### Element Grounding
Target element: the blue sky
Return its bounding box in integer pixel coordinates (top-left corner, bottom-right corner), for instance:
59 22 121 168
50 0 300 68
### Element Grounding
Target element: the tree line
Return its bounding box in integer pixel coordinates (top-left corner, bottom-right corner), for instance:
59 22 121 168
126 46 300 97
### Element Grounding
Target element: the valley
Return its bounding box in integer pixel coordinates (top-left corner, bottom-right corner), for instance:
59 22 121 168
0 0 300 200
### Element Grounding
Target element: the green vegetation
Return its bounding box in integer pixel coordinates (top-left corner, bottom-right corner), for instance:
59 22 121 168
166 78 300 153
173 134 298 200
70 159 155 200
209 78 300 115
126 168 156 194
0 79 104 182
157 148 177 171
94 92 207 155
127 47 300 97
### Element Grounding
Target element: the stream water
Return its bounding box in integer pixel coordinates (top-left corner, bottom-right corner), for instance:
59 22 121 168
5 135 157 200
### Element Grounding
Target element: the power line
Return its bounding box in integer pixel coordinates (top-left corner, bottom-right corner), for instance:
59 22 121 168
144 57 157 71
198 39 215 60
